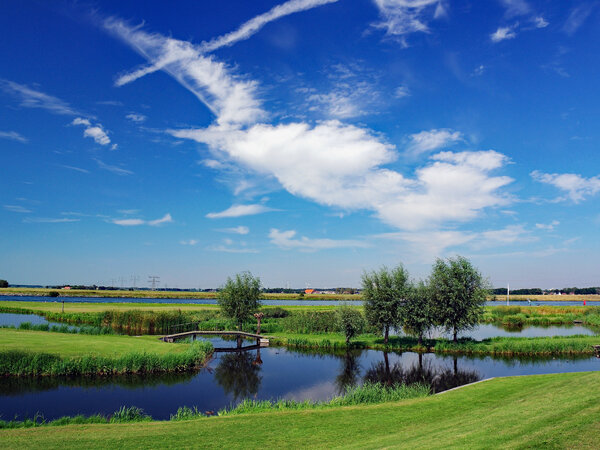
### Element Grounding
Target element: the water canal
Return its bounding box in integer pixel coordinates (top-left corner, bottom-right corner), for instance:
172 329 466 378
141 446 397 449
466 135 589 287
1 340 598 421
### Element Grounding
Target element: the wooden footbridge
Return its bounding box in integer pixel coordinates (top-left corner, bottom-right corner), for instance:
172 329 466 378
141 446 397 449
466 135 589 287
161 330 270 350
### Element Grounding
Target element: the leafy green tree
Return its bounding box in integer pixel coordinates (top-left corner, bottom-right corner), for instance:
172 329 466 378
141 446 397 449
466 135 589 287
217 271 262 330
336 304 365 345
362 265 410 344
428 256 489 342
402 281 433 346
0 279 8 288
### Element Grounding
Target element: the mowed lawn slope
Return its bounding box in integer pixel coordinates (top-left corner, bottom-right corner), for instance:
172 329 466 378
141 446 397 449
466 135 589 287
2 371 599 449
0 328 184 357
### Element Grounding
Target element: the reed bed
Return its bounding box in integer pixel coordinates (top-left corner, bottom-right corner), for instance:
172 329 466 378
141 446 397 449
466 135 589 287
0 340 213 377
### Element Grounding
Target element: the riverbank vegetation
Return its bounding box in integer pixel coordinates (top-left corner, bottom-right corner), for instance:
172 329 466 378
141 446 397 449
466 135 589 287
0 329 212 376
1 372 599 448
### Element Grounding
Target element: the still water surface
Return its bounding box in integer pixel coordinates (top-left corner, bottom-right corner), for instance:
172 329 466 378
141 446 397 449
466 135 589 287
1 339 598 421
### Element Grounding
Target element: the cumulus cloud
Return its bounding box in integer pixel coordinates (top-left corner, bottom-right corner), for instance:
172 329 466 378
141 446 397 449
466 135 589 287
180 239 199 246
534 17 549 28
372 0 446 45
406 128 462 155
112 213 173 226
491 25 517 42
0 79 81 115
206 204 274 219
394 85 410 98
0 131 27 143
531 170 600 203
71 117 112 146
269 229 369 251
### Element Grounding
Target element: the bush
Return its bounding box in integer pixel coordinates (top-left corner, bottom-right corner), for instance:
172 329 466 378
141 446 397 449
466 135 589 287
48 291 60 297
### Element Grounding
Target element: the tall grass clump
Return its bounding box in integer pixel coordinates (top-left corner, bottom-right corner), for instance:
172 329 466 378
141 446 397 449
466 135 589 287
109 406 151 423
0 407 150 429
0 340 213 377
281 311 337 333
169 406 204 421
219 382 429 416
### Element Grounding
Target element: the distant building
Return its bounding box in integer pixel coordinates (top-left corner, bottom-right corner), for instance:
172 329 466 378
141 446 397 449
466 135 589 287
305 289 315 294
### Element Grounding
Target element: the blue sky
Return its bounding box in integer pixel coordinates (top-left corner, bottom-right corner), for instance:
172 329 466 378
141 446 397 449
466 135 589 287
1 0 599 289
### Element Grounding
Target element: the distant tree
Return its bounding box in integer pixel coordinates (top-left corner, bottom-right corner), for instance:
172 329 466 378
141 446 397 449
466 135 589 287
217 271 262 330
402 281 433 346
362 265 410 344
336 304 365 345
429 256 488 342
0 279 8 288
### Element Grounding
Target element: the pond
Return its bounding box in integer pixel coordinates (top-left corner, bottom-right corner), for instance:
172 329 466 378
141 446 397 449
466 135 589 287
0 313 80 331
1 341 598 421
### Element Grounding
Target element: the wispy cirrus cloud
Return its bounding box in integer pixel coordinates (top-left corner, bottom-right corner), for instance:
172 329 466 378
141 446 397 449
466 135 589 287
206 204 274 219
217 226 250 235
23 217 80 223
4 205 32 213
180 239 199 246
563 3 596 35
371 0 446 46
491 24 518 42
112 213 173 226
58 164 90 174
0 80 81 115
200 0 338 52
0 130 28 143
531 170 600 203
95 158 133 176
270 228 369 251
126 113 146 123
536 220 559 231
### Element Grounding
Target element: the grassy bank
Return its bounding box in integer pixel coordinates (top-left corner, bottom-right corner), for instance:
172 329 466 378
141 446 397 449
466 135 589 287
1 371 599 448
0 328 212 376
484 305 600 328
271 331 600 355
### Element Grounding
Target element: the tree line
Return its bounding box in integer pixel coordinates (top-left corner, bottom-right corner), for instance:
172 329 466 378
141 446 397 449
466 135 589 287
216 256 489 346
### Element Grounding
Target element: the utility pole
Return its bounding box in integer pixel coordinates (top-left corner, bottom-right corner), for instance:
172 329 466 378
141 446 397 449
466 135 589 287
148 275 160 290
507 283 510 306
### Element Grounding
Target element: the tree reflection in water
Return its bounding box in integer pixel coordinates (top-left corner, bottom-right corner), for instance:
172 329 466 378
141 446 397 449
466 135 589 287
364 352 480 393
213 350 262 401
335 350 362 394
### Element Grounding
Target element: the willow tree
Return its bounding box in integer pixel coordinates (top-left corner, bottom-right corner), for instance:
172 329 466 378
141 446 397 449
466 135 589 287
428 256 488 342
361 265 410 344
217 271 262 330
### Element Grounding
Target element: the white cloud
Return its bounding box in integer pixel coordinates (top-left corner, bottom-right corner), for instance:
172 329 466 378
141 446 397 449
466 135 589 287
112 213 173 227
0 131 27 143
105 19 265 126
72 117 112 146
0 79 80 115
372 0 445 45
23 217 80 223
531 170 600 203
406 128 462 155
491 25 517 42
534 16 549 28
535 220 559 231
499 0 530 18
126 113 147 123
95 158 133 176
394 85 410 98
4 205 32 213
180 239 199 246
217 226 250 235
148 213 173 226
269 228 369 251
58 164 90 174
206 204 274 219
200 0 339 52
563 3 596 35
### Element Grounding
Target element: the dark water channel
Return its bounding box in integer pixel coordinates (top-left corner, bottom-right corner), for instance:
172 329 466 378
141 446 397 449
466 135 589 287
1 338 599 421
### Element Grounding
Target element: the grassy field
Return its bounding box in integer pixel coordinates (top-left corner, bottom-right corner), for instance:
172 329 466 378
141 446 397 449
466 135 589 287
0 287 360 301
0 328 182 358
4 287 599 302
1 371 599 448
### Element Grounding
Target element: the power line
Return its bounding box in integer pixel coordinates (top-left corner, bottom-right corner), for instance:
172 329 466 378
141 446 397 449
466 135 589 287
148 275 160 290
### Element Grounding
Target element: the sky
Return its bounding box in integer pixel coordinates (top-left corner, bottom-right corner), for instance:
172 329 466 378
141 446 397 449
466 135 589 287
1 0 600 289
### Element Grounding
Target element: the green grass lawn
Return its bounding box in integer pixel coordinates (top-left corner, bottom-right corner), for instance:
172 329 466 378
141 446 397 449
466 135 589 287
1 371 599 448
0 328 184 358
